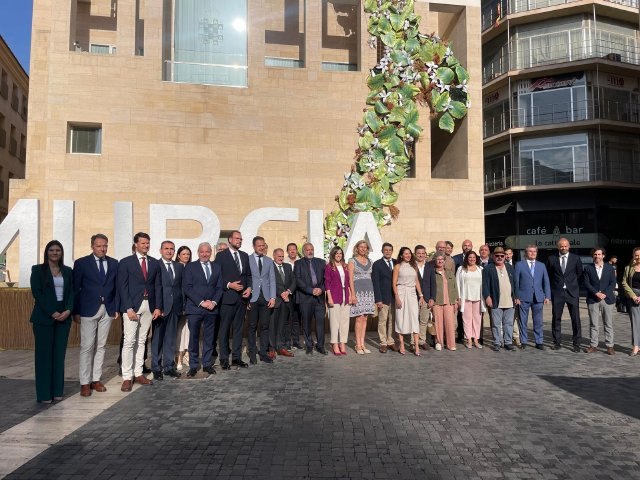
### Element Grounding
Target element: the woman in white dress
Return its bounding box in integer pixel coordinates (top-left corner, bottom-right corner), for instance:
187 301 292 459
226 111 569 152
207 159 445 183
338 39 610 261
392 247 426 355
456 251 485 349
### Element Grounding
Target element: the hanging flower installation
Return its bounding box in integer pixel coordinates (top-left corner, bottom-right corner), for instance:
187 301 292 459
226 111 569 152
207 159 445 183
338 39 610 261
323 0 470 254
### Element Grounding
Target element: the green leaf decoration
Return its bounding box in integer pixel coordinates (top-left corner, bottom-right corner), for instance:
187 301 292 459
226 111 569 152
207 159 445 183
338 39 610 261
449 101 467 119
436 67 455 84
365 110 383 132
323 0 470 254
438 112 455 133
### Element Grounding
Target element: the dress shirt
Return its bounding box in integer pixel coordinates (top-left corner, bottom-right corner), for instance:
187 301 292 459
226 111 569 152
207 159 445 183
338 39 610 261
94 255 108 274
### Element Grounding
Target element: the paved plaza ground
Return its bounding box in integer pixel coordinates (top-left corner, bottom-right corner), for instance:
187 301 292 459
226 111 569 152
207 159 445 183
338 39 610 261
1 303 640 479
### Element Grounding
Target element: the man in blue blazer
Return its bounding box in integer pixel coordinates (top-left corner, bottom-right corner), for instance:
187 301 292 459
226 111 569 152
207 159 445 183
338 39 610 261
482 247 516 352
295 242 327 355
514 244 551 350
214 230 252 370
247 236 277 364
73 234 119 397
151 240 185 380
117 232 162 392
372 242 397 353
183 242 223 377
583 247 617 354
547 238 584 352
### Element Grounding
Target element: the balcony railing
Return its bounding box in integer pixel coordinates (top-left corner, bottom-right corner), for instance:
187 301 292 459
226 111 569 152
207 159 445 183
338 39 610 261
484 37 640 84
484 112 510 138
512 98 640 127
483 0 639 31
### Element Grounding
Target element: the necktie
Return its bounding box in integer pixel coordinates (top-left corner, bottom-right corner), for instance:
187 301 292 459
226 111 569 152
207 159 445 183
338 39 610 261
98 258 106 282
141 257 147 280
278 264 285 281
166 262 174 282
529 261 535 275
234 251 241 272
258 255 263 275
387 260 392 270
309 259 318 286
204 262 211 281
561 255 566 273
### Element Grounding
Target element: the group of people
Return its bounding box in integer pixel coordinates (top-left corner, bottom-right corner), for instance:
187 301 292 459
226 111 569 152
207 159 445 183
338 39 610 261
28 232 640 403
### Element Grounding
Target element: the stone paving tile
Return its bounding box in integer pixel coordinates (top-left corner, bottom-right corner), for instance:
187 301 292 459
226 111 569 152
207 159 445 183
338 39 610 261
4 305 640 479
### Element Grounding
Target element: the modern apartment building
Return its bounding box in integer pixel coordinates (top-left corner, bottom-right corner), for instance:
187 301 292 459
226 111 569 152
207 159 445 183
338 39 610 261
0 35 28 223
6 0 484 279
481 0 640 262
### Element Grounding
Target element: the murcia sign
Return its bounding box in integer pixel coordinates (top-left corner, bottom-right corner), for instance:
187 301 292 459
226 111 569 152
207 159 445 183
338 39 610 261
0 199 384 287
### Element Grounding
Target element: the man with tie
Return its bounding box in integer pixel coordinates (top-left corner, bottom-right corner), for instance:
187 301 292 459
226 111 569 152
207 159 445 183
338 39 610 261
214 230 252 369
247 236 277 364
117 232 162 392
73 234 119 397
372 243 397 353
478 244 492 267
272 248 296 357
285 242 303 349
151 241 184 380
414 245 436 350
295 242 327 355
504 247 521 346
183 242 223 377
547 237 584 352
514 245 551 350
583 247 617 354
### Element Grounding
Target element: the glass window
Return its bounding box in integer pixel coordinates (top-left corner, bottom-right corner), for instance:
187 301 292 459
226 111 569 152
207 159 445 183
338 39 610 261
69 125 102 154
169 0 248 87
518 133 588 186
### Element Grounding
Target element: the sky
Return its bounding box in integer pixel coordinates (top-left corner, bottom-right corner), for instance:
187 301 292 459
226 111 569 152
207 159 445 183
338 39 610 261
0 1 34 74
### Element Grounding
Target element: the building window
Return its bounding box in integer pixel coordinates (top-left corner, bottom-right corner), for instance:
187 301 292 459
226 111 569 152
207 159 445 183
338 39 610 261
0 70 7 99
10 84 19 112
484 152 512 193
264 0 305 68
69 124 102 154
21 95 28 119
515 73 587 127
0 113 5 149
9 125 17 156
72 0 118 53
163 0 248 87
321 0 359 72
516 133 588 186
90 43 117 54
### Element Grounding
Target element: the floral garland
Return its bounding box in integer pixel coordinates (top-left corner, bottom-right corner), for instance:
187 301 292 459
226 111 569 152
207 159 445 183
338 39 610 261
323 0 470 254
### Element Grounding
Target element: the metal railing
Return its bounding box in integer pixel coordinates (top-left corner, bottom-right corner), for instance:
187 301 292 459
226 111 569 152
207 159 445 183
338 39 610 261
483 0 639 31
482 45 509 84
512 98 640 127
484 111 510 138
163 60 247 87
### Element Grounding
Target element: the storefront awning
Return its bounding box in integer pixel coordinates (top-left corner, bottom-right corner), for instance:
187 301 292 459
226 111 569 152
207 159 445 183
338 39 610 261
485 202 513 216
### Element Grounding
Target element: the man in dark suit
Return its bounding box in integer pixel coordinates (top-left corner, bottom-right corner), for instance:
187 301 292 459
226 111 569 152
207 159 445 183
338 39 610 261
514 244 551 350
183 242 223 376
482 247 516 352
547 237 584 352
295 242 327 355
503 247 521 346
414 244 436 350
214 230 252 369
272 248 296 357
151 240 184 380
478 244 493 267
247 236 277 364
73 233 119 397
583 247 617 354
372 242 396 353
285 243 303 349
117 232 162 392
453 239 473 272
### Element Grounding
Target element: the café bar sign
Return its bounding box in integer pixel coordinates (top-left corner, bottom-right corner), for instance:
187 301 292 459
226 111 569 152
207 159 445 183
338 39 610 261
0 200 385 287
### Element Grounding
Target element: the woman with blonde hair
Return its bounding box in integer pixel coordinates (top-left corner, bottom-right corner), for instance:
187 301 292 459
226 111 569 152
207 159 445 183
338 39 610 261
392 247 426 355
349 240 376 354
622 247 640 356
325 247 352 355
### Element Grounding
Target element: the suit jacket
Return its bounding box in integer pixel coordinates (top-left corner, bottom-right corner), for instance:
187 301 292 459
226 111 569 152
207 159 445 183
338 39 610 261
417 262 436 302
324 263 351 305
482 263 515 307
547 252 583 299
372 257 395 305
274 262 296 308
514 260 551 303
117 254 163 312
159 259 184 316
582 263 616 305
452 253 464 271
248 253 276 302
295 257 326 304
30 264 75 325
72 254 118 317
213 248 252 305
183 260 223 315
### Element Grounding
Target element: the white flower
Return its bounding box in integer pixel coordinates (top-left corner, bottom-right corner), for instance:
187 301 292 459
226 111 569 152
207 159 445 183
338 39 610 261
426 62 438 75
444 47 453 59
367 36 377 49
436 80 450 93
371 138 380 148
357 124 369 135
378 90 392 101
456 79 468 93
383 213 392 224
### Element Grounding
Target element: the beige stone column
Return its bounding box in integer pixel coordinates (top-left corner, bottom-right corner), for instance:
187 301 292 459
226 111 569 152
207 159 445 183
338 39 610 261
117 0 136 56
